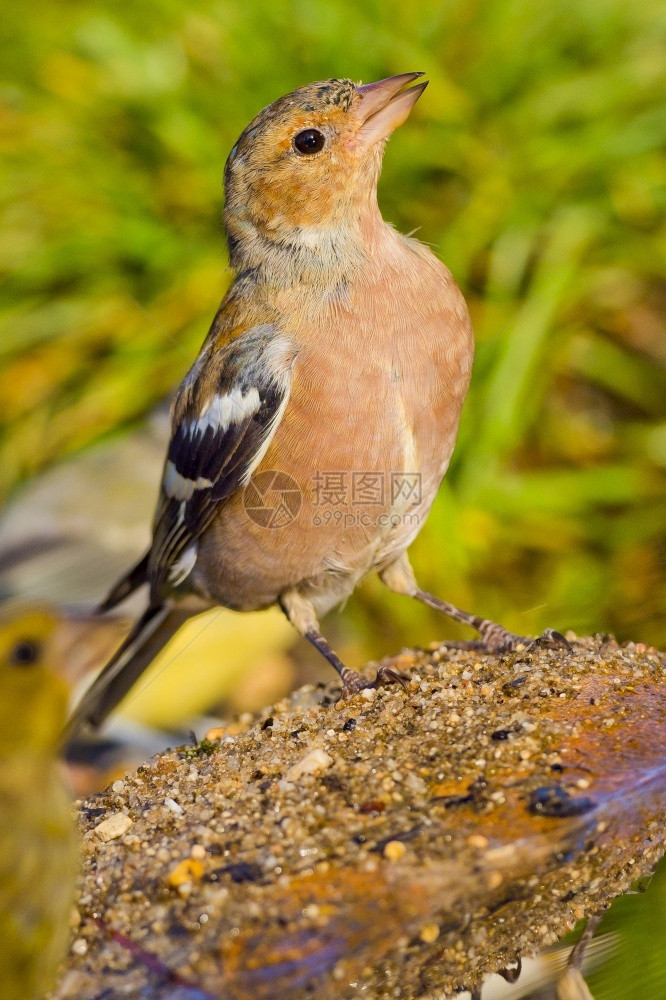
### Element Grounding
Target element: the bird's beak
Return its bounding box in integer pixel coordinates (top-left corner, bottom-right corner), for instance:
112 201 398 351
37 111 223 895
353 72 428 148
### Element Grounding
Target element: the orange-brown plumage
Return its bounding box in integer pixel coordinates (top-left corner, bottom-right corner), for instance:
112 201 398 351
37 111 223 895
198 223 473 614
70 74 566 734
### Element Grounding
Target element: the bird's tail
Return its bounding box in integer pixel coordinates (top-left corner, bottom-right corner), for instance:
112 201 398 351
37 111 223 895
67 602 191 737
97 551 150 613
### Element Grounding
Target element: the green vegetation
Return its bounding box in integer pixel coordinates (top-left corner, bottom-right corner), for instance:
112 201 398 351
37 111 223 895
180 735 220 759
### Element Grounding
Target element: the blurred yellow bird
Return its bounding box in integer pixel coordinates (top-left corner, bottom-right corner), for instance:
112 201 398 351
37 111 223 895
0 605 79 1000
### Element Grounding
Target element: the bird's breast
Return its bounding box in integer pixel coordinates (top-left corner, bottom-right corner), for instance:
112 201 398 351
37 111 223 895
196 239 473 611
272 244 474 506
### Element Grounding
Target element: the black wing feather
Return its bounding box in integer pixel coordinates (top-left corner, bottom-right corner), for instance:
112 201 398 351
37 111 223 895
148 326 293 597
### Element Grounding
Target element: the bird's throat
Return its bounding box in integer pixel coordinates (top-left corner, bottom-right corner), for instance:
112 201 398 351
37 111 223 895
224 200 385 295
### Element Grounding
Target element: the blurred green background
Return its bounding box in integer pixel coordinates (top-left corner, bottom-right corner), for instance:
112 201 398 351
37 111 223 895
0 1 665 995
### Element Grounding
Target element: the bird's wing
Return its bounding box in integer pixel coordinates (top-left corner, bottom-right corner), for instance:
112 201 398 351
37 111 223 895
149 324 296 595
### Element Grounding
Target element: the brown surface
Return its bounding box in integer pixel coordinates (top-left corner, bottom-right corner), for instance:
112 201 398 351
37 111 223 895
53 635 666 999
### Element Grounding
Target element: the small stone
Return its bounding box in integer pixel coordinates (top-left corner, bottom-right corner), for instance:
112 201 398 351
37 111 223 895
71 938 88 956
383 840 406 862
405 772 427 794
285 748 333 781
167 858 204 890
487 870 503 889
467 834 489 849
111 780 125 793
361 687 376 702
165 797 184 816
191 844 206 860
332 962 347 981
419 923 440 944
93 812 132 843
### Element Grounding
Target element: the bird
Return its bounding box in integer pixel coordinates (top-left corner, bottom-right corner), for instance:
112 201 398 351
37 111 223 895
0 605 79 1000
69 72 568 735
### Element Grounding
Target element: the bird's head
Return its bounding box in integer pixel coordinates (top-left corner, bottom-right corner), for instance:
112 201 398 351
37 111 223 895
0 606 69 756
223 74 427 275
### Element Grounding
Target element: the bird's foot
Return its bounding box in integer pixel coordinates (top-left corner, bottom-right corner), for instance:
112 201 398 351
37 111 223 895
339 664 410 699
441 624 572 655
478 622 572 655
300 625 410 699
412 589 572 657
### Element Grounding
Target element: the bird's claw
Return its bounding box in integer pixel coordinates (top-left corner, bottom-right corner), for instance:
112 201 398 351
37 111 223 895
525 628 573 653
373 665 410 690
339 664 410 699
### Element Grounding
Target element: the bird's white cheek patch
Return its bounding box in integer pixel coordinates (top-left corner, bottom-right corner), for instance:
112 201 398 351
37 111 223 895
163 461 214 501
188 387 261 438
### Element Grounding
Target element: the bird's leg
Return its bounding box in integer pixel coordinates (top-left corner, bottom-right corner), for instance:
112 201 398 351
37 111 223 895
379 555 571 655
553 912 606 1000
567 912 605 971
305 629 409 697
279 589 409 698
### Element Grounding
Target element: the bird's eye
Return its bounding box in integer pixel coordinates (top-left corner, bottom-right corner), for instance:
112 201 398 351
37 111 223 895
293 129 325 155
9 638 41 667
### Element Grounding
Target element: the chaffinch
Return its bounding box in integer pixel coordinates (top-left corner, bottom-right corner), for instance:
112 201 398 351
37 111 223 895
70 73 567 734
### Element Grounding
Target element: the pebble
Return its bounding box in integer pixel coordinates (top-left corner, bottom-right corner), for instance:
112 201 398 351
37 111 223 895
419 923 440 944
167 858 204 890
93 812 132 843
468 834 489 850
165 797 184 816
204 727 225 741
405 772 427 794
71 938 88 956
285 748 333 781
383 840 406 862
487 871 503 890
